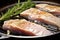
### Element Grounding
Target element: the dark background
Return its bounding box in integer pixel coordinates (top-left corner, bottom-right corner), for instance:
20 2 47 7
0 0 60 9
0 0 60 40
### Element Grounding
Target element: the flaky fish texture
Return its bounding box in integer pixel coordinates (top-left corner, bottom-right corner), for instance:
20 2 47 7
36 4 60 15
3 19 53 36
20 8 60 29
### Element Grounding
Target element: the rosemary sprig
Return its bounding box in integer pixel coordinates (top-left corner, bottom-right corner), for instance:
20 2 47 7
0 0 35 20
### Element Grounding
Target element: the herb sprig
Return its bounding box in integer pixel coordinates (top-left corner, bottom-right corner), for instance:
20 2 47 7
0 0 35 20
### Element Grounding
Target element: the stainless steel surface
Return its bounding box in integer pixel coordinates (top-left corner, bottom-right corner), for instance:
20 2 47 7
0 1 60 39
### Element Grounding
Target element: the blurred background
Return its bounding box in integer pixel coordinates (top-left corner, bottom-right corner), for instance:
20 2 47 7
0 0 60 9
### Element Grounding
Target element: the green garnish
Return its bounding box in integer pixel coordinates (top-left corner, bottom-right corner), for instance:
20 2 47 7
0 0 35 20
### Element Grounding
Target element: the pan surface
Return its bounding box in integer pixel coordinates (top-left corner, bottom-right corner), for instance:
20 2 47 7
0 1 60 39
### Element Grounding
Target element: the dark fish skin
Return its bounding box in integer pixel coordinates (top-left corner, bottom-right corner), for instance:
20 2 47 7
3 19 53 36
36 4 60 15
20 8 60 29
